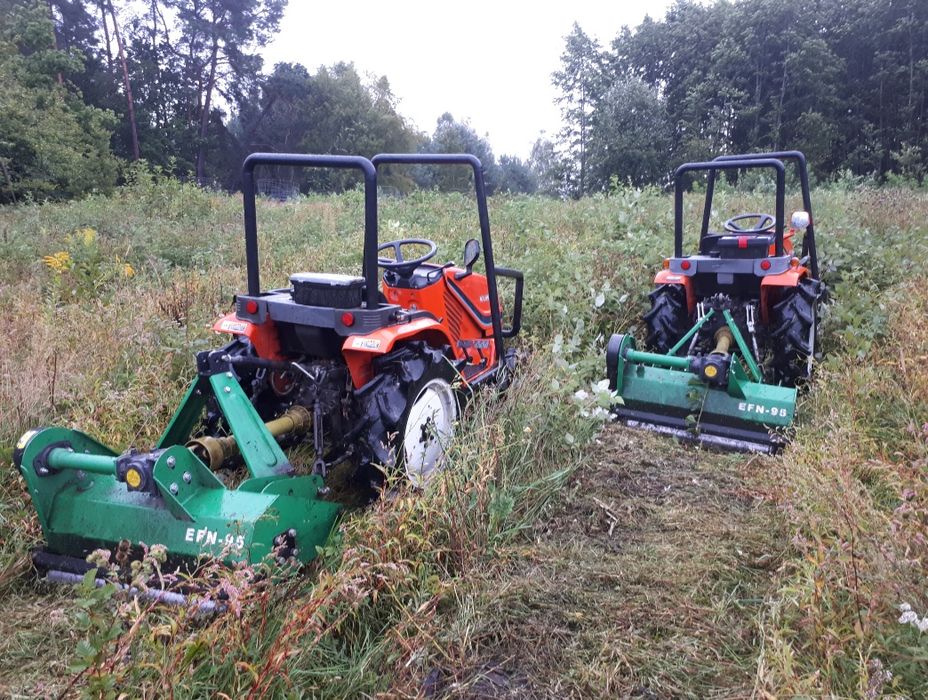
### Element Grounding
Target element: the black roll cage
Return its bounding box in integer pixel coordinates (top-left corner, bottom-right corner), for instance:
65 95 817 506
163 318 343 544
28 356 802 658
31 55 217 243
240 152 521 366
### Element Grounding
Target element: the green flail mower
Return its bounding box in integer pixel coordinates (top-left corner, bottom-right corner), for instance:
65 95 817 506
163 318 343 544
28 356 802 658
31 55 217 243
13 152 524 585
607 151 827 453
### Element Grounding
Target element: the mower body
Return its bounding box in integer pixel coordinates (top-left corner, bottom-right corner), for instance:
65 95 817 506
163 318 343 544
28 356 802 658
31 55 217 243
15 153 523 575
607 151 826 452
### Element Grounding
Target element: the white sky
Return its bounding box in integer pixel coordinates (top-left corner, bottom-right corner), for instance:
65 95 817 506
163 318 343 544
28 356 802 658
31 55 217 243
262 1 673 160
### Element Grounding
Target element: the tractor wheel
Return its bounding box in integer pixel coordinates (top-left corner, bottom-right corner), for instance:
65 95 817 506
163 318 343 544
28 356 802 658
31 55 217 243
395 356 459 488
643 284 689 353
768 277 825 386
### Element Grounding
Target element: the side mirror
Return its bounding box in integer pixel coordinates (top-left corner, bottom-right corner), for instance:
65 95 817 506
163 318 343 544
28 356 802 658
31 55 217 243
456 238 481 280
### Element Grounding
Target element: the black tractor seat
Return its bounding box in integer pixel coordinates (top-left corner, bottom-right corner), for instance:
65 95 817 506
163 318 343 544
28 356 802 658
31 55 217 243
700 232 773 259
382 262 453 290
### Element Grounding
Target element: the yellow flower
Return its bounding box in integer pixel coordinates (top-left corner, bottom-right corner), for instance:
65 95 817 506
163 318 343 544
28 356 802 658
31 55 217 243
42 251 72 273
123 263 135 278
79 227 97 246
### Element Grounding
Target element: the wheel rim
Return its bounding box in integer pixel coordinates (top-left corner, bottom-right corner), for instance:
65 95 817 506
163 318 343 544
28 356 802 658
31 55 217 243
403 378 457 487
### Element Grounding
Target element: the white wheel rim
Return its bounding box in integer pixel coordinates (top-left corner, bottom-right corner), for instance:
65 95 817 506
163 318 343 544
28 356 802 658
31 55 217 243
403 378 456 488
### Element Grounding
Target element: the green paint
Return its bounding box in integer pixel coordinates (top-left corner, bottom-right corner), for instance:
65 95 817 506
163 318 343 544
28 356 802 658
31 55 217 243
668 308 715 356
16 372 341 567
722 309 762 382
209 373 293 478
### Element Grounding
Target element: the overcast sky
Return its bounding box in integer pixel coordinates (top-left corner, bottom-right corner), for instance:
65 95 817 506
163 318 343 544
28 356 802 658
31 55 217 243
262 1 673 160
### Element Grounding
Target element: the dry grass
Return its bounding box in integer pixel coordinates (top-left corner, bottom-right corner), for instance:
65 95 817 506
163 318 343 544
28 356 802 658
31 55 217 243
1 179 927 697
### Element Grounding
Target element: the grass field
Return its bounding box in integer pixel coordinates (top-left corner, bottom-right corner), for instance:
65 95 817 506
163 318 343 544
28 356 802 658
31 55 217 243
1 173 927 698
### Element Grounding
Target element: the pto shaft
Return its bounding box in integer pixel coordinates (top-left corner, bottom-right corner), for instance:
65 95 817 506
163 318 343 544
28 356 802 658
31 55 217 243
186 405 312 469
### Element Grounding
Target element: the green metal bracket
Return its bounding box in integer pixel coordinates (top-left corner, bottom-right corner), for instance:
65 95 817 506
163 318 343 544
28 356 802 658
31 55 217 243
668 309 715 356
721 309 762 382
152 445 225 521
209 372 293 479
157 378 208 449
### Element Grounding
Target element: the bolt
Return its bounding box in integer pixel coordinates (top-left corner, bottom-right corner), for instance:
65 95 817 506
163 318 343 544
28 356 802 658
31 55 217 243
224 386 231 393
275 535 283 545
37 467 49 476
169 483 178 495
291 549 299 558
226 372 233 378
183 471 192 483
288 528 297 538
166 456 176 468
76 470 85 480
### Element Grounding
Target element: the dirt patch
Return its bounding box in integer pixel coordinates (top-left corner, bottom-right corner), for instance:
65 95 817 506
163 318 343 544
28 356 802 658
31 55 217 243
430 424 786 698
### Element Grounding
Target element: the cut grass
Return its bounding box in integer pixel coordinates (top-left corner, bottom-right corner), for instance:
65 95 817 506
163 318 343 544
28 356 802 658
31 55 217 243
417 427 786 698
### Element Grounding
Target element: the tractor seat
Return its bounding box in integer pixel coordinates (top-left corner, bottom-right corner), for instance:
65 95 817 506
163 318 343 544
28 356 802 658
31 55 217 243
289 272 366 308
700 233 774 259
382 263 450 290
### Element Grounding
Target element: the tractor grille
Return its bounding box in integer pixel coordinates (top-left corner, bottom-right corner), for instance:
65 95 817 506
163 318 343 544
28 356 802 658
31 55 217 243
444 289 463 340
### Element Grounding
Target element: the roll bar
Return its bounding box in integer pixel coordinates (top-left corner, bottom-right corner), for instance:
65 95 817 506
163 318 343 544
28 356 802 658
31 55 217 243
241 153 379 308
674 159 786 258
371 153 506 362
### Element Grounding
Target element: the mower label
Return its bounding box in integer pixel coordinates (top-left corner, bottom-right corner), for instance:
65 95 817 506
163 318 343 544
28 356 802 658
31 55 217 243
16 429 38 450
219 320 249 334
351 338 382 350
737 402 789 418
185 527 245 551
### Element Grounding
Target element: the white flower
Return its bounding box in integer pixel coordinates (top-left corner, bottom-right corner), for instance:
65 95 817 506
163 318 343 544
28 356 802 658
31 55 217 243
918 618 928 634
899 610 918 625
574 389 589 401
900 603 912 612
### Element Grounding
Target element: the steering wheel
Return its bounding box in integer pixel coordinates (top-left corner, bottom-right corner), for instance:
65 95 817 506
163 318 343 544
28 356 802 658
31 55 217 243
377 238 438 277
724 213 775 234
725 214 776 234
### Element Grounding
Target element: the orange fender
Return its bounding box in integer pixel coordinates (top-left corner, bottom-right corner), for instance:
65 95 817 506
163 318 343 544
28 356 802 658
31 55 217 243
654 269 696 313
760 267 807 324
212 312 284 360
342 317 454 388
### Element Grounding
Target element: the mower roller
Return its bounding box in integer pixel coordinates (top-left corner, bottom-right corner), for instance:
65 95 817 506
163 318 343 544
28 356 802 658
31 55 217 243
607 151 826 452
14 152 524 578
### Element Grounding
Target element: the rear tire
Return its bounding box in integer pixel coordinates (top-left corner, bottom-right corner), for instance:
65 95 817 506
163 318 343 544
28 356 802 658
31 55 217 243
643 284 689 353
397 361 459 488
768 277 825 386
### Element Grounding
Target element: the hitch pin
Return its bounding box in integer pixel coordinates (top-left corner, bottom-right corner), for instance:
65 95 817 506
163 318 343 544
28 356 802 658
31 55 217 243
689 302 708 354
746 304 760 362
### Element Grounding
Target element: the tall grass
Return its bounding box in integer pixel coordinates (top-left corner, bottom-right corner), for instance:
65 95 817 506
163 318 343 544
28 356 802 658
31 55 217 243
0 176 927 696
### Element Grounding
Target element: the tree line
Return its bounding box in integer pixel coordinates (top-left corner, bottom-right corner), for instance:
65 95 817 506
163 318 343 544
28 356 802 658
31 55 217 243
543 0 928 197
0 0 537 203
1 0 926 204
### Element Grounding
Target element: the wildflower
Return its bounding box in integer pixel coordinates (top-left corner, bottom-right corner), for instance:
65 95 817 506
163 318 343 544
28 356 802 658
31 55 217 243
123 263 135 278
78 226 97 246
42 250 72 273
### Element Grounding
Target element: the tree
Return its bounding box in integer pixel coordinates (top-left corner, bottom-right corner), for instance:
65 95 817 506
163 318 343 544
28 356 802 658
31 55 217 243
232 61 419 192
0 0 117 202
587 77 671 189
553 23 606 197
529 137 569 198
498 155 538 194
417 113 501 194
166 0 286 183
